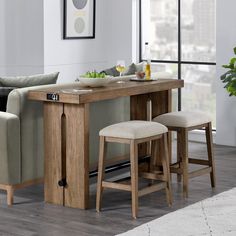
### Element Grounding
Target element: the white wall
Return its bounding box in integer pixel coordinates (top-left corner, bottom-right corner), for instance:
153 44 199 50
0 1 6 75
43 0 133 83
0 0 134 163
43 0 133 163
1 0 133 81
0 0 44 76
216 0 236 146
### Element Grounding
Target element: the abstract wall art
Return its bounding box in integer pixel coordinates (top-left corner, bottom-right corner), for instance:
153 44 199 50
63 0 95 39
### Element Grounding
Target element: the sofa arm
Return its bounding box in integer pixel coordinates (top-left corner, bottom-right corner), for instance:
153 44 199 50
0 112 21 184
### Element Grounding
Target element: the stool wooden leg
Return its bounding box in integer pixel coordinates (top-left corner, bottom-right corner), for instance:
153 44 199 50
205 122 216 188
130 140 138 219
148 140 157 186
150 140 158 171
149 140 158 185
96 136 106 212
179 129 189 198
162 133 172 206
177 131 182 183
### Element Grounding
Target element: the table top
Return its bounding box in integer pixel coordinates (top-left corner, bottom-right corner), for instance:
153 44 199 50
28 79 184 104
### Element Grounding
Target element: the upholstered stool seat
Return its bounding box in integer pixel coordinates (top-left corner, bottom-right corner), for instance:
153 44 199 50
96 120 172 218
153 111 216 198
99 121 168 139
153 111 211 128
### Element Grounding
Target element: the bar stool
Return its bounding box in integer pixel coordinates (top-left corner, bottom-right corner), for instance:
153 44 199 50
96 120 172 219
153 111 216 198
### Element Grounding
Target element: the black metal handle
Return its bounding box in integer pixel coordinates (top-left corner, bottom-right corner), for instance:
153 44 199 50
58 178 67 187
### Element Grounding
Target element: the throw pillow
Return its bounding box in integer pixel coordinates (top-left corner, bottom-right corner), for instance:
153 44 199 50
135 62 144 72
123 63 137 76
0 72 59 88
101 66 120 77
101 63 138 77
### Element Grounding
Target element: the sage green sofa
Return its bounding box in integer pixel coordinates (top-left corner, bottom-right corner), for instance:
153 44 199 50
0 72 59 205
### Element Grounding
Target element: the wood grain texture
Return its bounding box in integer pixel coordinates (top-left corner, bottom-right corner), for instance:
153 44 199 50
179 128 189 198
6 186 14 206
130 94 149 159
130 90 173 172
97 133 172 219
28 80 184 105
162 133 172 205
177 130 183 182
151 90 173 165
28 79 183 210
0 178 44 206
138 182 166 197
205 122 216 187
130 140 139 219
102 182 131 191
44 102 64 205
96 136 106 212
189 167 212 179
168 122 216 198
64 103 89 209
0 143 233 236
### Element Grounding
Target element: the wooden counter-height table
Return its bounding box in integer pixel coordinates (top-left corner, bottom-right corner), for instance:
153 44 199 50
28 78 184 209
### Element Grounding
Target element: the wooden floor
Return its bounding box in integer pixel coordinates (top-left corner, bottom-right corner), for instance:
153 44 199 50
0 142 235 236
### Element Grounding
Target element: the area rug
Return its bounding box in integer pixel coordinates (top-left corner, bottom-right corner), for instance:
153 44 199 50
116 188 236 236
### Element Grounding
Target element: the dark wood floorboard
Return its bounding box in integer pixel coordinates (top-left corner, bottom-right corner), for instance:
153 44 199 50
0 143 235 236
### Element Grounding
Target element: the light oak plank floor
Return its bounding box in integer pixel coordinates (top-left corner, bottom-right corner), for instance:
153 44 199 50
0 143 235 236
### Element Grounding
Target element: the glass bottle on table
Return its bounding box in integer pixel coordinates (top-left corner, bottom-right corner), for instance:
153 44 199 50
143 42 151 80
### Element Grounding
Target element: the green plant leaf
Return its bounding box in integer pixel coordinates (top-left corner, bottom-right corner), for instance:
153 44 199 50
230 57 236 66
220 70 232 80
222 64 234 69
234 47 236 55
221 47 236 96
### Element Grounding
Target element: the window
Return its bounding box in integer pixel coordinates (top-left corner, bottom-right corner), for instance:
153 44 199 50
140 0 216 128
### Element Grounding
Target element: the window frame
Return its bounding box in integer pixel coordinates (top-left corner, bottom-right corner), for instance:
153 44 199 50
139 0 216 112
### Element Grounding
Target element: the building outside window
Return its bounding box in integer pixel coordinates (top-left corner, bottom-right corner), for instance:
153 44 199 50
140 0 216 128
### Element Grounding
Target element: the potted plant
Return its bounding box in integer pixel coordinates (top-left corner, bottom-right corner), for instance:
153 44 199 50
220 47 236 96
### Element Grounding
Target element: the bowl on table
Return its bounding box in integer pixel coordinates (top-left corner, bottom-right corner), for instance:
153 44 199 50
78 76 114 88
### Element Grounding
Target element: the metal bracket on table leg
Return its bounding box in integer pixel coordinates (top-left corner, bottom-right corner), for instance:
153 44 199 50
58 178 67 187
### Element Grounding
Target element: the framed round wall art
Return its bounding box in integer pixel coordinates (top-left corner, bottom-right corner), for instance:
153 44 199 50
63 0 96 39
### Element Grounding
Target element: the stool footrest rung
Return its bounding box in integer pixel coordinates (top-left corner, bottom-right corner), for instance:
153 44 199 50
189 167 212 179
170 167 182 174
138 182 167 197
170 162 181 168
102 181 131 191
139 172 165 181
188 158 210 166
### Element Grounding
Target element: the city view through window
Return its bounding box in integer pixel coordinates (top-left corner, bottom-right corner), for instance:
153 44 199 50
141 0 216 128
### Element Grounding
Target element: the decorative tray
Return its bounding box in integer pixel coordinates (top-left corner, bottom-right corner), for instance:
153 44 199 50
130 78 158 82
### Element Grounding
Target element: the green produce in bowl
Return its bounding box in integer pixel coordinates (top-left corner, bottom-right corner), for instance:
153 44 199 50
82 70 107 79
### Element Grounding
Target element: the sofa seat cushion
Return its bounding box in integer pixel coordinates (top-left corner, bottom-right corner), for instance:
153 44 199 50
153 111 211 128
99 121 168 139
0 72 59 88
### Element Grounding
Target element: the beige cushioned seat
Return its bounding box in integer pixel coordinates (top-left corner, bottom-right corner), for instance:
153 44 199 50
99 120 168 139
153 111 211 128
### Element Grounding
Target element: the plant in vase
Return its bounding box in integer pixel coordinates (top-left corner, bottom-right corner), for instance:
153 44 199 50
220 47 236 96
